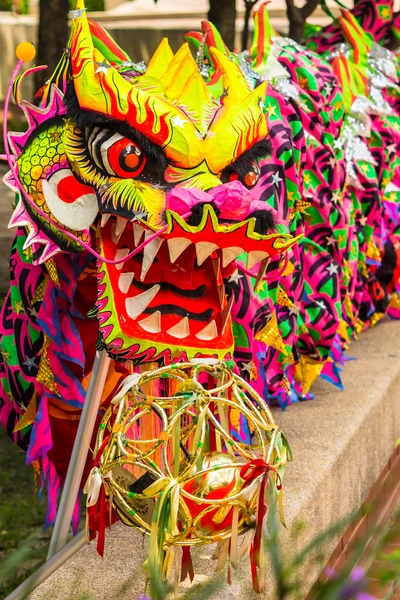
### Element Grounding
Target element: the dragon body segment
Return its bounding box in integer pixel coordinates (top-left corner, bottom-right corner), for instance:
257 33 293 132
0 0 399 588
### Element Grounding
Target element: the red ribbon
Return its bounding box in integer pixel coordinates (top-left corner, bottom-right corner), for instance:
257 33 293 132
86 435 112 557
181 546 195 583
240 459 282 593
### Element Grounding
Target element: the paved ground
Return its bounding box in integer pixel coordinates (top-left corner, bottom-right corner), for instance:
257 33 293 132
29 318 400 600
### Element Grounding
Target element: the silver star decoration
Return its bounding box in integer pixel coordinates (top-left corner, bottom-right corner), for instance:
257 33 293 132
288 306 298 316
326 235 335 246
315 300 326 310
387 143 396 155
241 361 254 375
23 356 37 371
359 216 368 227
170 115 188 129
271 171 283 187
229 270 243 284
326 263 339 276
333 139 343 150
131 211 147 221
29 307 38 318
95 60 112 75
69 8 86 19
324 82 333 96
328 157 336 168
120 60 147 73
331 191 340 204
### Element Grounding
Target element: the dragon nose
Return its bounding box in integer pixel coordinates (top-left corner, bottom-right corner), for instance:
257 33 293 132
165 180 276 229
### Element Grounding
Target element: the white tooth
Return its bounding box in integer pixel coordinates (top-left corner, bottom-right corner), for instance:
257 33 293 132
167 316 190 339
196 242 218 266
100 214 111 227
247 251 269 270
140 235 163 281
115 248 130 270
111 218 126 244
195 320 218 341
118 272 134 294
222 246 243 268
133 223 144 247
115 217 127 237
254 257 270 291
167 238 192 263
125 285 160 320
221 295 234 332
138 310 161 333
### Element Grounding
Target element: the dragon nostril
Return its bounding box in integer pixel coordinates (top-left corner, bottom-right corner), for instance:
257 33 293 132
186 202 221 227
248 209 276 235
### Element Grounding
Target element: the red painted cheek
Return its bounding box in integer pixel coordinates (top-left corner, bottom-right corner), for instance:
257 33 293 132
57 175 95 204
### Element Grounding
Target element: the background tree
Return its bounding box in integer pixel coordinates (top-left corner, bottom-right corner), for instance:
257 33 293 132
285 0 322 42
213 0 324 53
208 0 237 50
34 0 69 93
242 0 258 50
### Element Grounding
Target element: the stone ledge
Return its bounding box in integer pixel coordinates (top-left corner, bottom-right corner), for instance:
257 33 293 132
30 319 400 600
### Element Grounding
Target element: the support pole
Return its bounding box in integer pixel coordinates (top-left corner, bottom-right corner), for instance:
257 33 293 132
5 531 87 600
46 350 111 559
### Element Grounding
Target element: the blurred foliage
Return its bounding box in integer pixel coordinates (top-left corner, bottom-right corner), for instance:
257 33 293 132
0 0 104 12
0 118 26 155
69 0 104 10
0 428 50 597
1 485 399 599
0 0 28 14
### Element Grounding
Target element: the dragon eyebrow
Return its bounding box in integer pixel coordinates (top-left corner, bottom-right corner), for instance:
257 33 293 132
228 139 273 174
64 81 168 169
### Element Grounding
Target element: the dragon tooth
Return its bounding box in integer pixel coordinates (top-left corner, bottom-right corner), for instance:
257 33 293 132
221 295 234 332
218 285 226 309
115 216 127 237
118 272 134 294
196 242 218 266
138 310 161 333
133 223 144 247
167 316 190 339
140 235 163 281
195 320 218 341
115 248 130 270
212 257 220 278
100 213 111 227
125 285 160 320
254 257 270 291
222 246 243 268
247 251 269 270
167 237 192 263
111 218 126 244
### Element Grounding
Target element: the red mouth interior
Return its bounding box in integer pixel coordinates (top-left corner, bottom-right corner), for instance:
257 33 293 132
98 216 234 355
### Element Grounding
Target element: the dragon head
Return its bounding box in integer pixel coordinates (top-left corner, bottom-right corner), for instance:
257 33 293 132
7 1 299 364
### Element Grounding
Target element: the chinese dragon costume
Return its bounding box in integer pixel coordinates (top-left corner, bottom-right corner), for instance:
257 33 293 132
0 0 399 593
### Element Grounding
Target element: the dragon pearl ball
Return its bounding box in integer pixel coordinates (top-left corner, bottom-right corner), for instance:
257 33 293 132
16 42 36 62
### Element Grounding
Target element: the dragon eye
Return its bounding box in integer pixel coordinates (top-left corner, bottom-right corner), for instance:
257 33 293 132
227 161 261 189
88 129 146 178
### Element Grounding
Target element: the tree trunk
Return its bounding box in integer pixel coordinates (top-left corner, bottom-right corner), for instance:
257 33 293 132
34 0 69 93
286 0 321 43
286 2 305 42
208 0 236 50
241 0 258 52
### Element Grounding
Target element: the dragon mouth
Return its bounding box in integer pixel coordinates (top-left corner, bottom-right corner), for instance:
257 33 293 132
96 205 298 363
